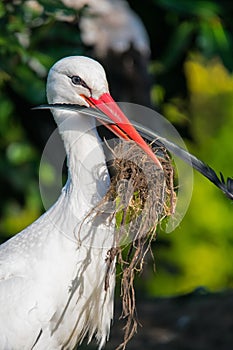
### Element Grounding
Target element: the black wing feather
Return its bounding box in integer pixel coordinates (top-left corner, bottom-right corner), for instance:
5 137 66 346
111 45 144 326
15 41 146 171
33 104 233 200
132 120 233 200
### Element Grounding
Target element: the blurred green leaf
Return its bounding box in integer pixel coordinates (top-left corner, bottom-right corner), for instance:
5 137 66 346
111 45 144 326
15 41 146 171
148 55 233 296
6 142 36 165
161 21 195 70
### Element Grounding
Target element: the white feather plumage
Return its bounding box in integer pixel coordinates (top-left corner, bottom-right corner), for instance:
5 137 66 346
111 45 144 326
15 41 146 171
0 57 116 350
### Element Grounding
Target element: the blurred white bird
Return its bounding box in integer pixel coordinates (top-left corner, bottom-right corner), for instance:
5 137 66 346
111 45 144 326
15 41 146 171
61 0 150 57
0 56 162 350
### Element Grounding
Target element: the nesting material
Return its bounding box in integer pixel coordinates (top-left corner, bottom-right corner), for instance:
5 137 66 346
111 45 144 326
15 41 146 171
94 140 176 349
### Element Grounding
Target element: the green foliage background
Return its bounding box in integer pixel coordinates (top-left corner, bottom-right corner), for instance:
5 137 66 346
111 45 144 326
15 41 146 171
0 0 232 296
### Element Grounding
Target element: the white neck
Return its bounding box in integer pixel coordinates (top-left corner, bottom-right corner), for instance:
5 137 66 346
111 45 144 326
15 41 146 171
53 110 110 218
41 109 114 249
55 111 109 202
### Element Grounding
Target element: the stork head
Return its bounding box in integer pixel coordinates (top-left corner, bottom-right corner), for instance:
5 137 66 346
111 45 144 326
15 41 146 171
47 56 109 106
46 56 162 169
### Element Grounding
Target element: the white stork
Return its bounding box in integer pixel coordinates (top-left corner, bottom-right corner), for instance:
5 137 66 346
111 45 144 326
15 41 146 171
0 56 162 350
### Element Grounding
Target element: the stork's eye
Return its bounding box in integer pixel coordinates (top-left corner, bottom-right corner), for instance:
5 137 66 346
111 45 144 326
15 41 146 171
71 76 82 85
69 75 92 95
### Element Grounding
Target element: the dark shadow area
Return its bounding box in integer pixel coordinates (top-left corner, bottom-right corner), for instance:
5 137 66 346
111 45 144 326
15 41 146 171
80 290 233 350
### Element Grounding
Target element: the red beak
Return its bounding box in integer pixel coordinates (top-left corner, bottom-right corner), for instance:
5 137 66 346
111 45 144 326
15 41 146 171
82 92 163 169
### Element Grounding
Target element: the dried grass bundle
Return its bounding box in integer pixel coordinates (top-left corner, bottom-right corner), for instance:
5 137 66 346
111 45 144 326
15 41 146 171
93 140 176 349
